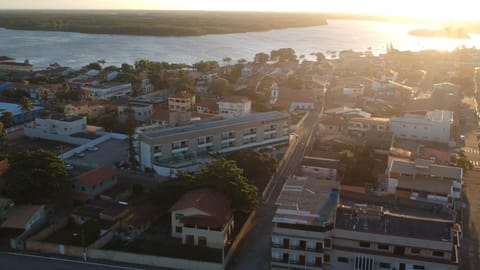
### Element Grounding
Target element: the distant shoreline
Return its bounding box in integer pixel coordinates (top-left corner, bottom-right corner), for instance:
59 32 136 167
408 28 470 40
0 11 329 37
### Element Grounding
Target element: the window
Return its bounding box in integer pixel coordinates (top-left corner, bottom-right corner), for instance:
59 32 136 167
153 145 161 153
378 244 389 250
432 251 444 257
175 213 184 220
198 236 207 247
81 186 85 191
337 257 348 263
379 262 391 268
359 241 370 248
175 226 182 233
413 265 425 270
411 247 421 254
324 238 331 248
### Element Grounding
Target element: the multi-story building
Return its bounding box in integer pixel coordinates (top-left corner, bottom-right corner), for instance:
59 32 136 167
168 91 196 112
271 176 461 270
217 96 251 118
332 204 460 270
169 188 234 249
348 117 390 135
271 176 339 269
390 110 453 143
81 83 132 100
387 158 463 206
64 101 106 118
139 111 289 172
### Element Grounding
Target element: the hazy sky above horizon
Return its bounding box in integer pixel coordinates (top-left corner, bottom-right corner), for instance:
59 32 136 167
0 0 477 22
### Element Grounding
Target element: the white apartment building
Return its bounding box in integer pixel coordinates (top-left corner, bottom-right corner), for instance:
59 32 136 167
217 96 251 118
271 176 461 270
28 114 87 136
271 176 339 270
332 204 460 270
348 117 390 134
390 110 453 143
81 83 132 100
387 158 463 206
168 91 196 112
139 111 289 173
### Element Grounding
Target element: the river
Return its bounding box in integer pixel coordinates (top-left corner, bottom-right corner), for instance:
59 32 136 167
2 19 480 69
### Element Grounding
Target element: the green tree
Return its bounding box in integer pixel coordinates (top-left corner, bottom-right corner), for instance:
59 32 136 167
193 61 219 73
270 48 297 63
315 52 326 62
121 63 134 73
86 62 102 70
124 106 138 169
254 52 269 64
0 112 14 127
72 219 101 246
338 145 376 186
0 121 6 146
226 150 279 191
197 159 258 213
19 96 33 112
4 149 69 204
455 151 473 171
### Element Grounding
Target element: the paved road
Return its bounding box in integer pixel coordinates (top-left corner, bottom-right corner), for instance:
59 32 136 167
227 111 319 270
458 96 480 270
0 252 145 270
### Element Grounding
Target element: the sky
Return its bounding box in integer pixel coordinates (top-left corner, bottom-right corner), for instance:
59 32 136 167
0 0 478 22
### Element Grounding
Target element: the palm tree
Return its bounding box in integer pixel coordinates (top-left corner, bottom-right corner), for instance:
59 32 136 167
0 112 14 127
19 96 33 112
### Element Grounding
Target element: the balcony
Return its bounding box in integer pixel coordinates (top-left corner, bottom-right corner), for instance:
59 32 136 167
171 147 189 154
264 129 277 135
243 133 256 139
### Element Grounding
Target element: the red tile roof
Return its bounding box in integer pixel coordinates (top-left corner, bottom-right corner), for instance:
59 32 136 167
70 191 89 202
170 188 232 226
76 166 117 188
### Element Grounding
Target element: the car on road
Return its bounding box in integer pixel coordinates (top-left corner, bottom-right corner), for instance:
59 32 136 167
65 164 74 171
73 152 85 158
460 134 465 141
87 145 99 151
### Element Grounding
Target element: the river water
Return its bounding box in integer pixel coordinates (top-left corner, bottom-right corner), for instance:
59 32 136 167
2 19 480 69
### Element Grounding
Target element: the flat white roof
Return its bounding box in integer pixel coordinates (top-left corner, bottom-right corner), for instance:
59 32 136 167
0 102 43 115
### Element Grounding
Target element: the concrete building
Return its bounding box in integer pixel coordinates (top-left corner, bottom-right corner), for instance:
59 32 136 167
169 188 234 249
325 107 371 119
0 205 47 249
301 157 340 180
332 204 460 270
64 101 106 118
0 59 33 72
117 103 153 125
0 101 44 126
271 176 461 270
27 114 87 136
217 96 251 118
342 84 364 97
81 83 132 100
271 176 339 269
139 111 289 174
348 117 390 135
390 110 453 143
71 166 118 202
387 158 463 206
168 91 196 112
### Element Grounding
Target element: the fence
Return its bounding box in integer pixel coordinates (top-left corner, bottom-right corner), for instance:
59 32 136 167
24 128 90 145
87 249 223 270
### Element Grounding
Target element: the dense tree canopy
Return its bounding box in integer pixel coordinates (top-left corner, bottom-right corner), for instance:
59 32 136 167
226 150 279 191
336 144 376 186
254 52 269 64
151 159 258 214
4 149 69 204
455 150 473 171
0 122 6 146
193 61 219 73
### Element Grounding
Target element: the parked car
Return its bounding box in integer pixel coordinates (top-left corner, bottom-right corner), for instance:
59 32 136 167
87 145 99 151
73 152 85 158
65 164 74 171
